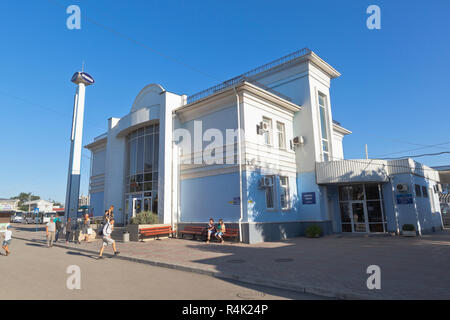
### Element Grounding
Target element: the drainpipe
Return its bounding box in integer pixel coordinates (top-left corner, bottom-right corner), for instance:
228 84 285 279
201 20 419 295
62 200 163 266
389 177 400 235
233 86 244 243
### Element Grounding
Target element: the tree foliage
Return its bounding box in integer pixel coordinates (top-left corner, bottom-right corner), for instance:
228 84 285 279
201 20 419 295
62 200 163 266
10 192 41 211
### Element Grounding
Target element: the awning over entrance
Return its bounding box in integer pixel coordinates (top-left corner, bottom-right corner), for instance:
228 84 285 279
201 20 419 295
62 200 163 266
316 160 389 184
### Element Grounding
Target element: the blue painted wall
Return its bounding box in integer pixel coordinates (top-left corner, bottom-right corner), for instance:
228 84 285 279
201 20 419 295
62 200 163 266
180 172 241 222
246 170 299 222
296 172 327 221
89 191 104 217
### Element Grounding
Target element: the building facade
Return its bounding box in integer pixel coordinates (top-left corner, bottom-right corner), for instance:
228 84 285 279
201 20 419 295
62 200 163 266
85 49 444 243
23 199 54 213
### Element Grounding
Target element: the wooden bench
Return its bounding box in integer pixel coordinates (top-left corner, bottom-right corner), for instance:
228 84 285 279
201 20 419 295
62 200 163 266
179 226 205 240
139 225 176 241
222 228 239 242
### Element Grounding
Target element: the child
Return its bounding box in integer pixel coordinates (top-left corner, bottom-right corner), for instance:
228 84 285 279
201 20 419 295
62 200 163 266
2 225 12 256
206 218 215 244
215 219 226 244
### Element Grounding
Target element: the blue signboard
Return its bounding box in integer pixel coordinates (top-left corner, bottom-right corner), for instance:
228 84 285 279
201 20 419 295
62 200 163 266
302 192 316 205
34 207 39 214
396 194 413 204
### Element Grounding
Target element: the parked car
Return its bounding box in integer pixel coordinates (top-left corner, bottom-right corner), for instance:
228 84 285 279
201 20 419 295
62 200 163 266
22 213 39 224
11 212 24 223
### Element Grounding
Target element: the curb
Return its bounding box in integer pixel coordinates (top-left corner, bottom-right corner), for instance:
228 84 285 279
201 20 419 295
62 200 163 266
13 236 379 300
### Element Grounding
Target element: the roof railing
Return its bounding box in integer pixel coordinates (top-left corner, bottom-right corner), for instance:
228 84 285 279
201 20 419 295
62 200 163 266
187 48 311 104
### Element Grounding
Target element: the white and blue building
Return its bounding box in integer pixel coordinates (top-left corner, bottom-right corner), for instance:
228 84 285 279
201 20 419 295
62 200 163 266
86 48 444 243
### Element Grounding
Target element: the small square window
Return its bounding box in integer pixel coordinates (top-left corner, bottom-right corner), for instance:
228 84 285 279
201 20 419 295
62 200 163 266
415 184 422 197
422 186 428 198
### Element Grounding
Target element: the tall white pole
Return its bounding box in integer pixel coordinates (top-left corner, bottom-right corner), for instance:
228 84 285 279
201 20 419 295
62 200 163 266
64 72 94 222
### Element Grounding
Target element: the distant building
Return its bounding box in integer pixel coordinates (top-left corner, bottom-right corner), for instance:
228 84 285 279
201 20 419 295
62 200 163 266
0 198 19 223
0 199 19 212
23 199 54 213
78 195 90 207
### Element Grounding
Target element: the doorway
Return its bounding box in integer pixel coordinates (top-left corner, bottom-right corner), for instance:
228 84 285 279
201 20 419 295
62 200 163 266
339 184 386 233
131 196 152 218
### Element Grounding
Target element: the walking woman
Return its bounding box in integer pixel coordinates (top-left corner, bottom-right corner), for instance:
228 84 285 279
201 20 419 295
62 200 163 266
65 218 73 243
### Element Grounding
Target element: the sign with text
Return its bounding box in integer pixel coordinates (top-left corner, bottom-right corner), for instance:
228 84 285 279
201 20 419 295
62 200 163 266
302 192 316 205
396 194 413 204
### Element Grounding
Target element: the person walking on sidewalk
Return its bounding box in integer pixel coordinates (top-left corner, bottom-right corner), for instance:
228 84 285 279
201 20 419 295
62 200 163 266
54 216 62 242
82 213 91 242
65 218 73 243
46 216 56 248
2 225 12 256
98 218 120 259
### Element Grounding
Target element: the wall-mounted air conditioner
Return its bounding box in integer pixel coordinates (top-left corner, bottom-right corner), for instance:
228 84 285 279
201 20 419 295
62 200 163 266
259 176 273 188
257 121 269 135
396 184 409 193
290 136 305 150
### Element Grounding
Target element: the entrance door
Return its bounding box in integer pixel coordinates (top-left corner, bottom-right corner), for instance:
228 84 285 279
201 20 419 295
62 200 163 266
132 197 142 218
351 201 367 233
143 197 152 213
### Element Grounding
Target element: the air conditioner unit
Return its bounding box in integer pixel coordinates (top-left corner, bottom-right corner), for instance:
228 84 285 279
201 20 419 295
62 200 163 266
396 184 409 193
257 121 269 135
259 176 273 188
293 136 304 145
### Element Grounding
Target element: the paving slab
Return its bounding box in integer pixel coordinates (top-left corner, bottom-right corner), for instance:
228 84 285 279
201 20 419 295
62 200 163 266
11 224 450 299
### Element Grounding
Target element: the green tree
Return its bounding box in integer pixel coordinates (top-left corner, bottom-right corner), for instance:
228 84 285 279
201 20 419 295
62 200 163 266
11 193 40 211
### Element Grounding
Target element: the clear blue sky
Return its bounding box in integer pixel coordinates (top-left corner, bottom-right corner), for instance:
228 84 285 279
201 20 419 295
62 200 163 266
0 0 449 203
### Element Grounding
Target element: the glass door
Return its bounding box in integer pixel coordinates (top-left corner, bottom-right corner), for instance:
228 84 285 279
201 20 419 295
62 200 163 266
132 197 142 218
143 197 152 213
351 201 367 233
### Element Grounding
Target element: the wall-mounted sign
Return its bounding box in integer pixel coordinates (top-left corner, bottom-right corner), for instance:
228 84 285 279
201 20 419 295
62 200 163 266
302 192 316 205
396 194 413 204
0 204 13 211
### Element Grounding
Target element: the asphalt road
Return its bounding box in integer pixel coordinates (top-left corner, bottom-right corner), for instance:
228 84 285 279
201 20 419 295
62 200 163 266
0 237 324 300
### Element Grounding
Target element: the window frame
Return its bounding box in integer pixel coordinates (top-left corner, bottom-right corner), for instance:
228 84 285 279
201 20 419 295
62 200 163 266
279 176 290 210
318 92 330 162
415 184 422 197
276 121 286 150
262 117 273 146
264 175 275 210
422 186 428 198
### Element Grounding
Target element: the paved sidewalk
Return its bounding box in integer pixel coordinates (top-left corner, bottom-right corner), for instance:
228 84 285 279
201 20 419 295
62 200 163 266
11 225 450 299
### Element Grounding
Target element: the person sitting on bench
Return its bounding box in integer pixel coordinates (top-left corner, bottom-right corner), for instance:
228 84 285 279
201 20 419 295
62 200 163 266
215 219 226 244
206 218 216 244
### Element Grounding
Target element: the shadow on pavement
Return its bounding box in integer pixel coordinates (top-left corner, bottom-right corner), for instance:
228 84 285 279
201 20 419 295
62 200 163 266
26 242 46 248
66 250 98 260
13 226 46 232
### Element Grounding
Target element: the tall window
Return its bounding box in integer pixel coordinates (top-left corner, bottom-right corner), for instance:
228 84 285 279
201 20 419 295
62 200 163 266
429 188 435 212
280 176 289 209
126 123 160 213
422 186 428 198
276 122 286 149
415 184 422 197
264 175 275 209
262 117 272 146
318 93 330 161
